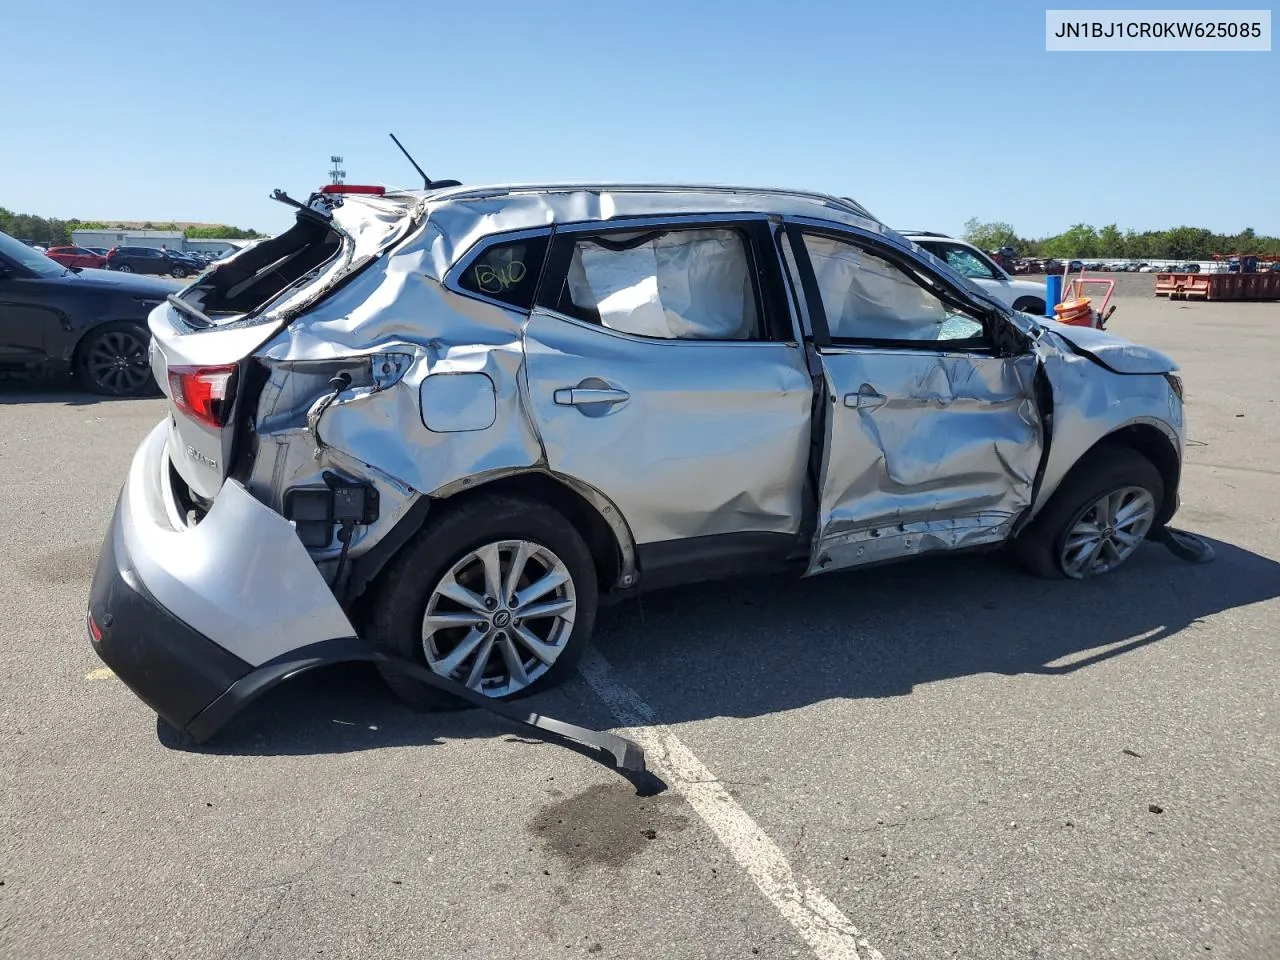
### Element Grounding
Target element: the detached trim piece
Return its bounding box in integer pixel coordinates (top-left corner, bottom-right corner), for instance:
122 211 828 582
186 637 649 780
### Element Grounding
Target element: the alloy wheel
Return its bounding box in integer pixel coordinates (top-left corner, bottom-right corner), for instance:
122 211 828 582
84 328 152 395
1058 485 1156 578
421 539 577 697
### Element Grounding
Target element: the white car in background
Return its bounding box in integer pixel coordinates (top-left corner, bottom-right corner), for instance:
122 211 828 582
903 232 1048 315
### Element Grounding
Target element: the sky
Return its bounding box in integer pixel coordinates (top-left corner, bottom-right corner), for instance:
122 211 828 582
3 0 1276 238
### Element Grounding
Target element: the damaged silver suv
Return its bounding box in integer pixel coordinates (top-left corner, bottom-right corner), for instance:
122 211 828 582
88 181 1189 739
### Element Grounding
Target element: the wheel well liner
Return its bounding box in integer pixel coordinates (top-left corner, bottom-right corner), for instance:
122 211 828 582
352 472 629 605
1086 423 1181 527
442 473 627 591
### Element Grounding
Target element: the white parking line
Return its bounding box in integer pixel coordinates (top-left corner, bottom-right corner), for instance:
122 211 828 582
579 648 884 960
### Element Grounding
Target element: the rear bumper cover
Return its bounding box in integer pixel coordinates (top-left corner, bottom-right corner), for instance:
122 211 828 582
85 424 650 777
89 505 254 732
88 420 363 740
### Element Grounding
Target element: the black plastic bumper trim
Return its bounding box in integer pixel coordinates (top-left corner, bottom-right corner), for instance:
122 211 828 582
88 502 253 730
184 636 652 787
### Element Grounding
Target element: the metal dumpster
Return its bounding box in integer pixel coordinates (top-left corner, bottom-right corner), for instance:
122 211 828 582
1155 271 1280 301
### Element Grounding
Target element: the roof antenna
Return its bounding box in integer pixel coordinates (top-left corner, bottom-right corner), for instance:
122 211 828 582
389 132 461 191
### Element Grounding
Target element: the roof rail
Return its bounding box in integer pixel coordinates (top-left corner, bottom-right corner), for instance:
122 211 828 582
419 182 881 223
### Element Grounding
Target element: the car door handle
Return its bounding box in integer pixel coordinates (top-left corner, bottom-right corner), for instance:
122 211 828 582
553 387 631 407
843 389 887 411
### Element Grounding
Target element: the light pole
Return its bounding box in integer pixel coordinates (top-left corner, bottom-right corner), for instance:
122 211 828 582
329 155 346 185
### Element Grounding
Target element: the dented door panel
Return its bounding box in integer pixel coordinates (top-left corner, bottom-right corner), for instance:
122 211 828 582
810 348 1043 573
523 308 814 545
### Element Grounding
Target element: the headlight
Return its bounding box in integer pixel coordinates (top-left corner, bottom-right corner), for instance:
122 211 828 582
1164 373 1184 401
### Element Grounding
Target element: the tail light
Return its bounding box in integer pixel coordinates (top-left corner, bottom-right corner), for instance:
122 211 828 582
320 184 385 195
168 364 237 428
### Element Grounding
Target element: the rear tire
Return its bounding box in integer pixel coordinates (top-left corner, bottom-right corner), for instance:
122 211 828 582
1013 444 1163 579
368 494 598 710
75 321 156 397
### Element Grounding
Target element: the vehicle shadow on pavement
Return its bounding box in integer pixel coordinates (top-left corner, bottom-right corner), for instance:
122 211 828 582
582 536 1280 724
0 378 149 406
175 535 1278 761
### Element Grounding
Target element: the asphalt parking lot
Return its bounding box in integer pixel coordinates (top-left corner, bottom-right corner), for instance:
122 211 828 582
2 287 1278 960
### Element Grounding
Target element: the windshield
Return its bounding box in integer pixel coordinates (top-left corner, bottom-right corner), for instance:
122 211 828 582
0 231 66 278
922 242 1003 280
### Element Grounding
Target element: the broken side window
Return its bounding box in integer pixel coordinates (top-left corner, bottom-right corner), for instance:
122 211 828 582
802 233 983 343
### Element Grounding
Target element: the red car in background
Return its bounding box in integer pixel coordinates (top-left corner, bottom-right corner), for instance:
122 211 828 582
45 246 108 270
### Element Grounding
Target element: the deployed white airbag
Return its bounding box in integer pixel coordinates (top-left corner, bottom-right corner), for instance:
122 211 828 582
804 235 948 340
565 229 756 340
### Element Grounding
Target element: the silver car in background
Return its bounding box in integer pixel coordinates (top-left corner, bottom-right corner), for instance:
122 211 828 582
88 182 1187 739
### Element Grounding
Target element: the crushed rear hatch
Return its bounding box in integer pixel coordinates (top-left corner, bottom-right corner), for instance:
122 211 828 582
149 190 422 499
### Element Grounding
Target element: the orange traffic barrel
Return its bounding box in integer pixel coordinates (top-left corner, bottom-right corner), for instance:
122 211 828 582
1053 296 1094 327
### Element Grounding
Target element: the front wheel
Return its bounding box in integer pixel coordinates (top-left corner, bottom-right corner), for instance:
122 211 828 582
115 264 133 273
368 494 598 710
1013 445 1163 579
75 321 156 397
170 264 188 278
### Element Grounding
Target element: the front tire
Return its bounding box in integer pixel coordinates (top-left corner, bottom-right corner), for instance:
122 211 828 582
368 494 598 710
115 264 133 273
1013 444 1163 579
170 265 188 278
75 321 156 397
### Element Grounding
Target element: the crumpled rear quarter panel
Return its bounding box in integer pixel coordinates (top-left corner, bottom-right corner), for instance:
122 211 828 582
257 241 544 499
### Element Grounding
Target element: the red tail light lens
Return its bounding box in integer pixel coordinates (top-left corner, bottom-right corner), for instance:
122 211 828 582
168 364 237 428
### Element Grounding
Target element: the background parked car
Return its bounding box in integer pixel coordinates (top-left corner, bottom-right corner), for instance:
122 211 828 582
0 229 179 395
106 246 179 276
160 249 205 278
45 246 108 270
902 232 1049 314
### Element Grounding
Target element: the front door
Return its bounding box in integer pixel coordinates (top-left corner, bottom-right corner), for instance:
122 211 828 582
0 276 56 365
521 217 815 573
783 224 1044 573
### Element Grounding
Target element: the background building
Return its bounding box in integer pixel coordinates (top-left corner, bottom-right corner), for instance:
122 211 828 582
70 230 259 256
71 228 183 251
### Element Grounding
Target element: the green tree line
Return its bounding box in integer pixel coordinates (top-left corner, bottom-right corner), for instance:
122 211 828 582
963 218 1280 261
0 208 264 245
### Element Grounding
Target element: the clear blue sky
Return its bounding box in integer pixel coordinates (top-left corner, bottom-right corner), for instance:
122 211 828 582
3 0 1275 237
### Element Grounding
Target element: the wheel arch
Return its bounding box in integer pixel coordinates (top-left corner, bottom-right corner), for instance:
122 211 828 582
69 316 151 367
435 471 637 593
1064 421 1181 528
347 470 637 608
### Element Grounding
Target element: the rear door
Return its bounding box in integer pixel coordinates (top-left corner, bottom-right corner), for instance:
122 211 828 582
518 215 815 574
782 221 1044 573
